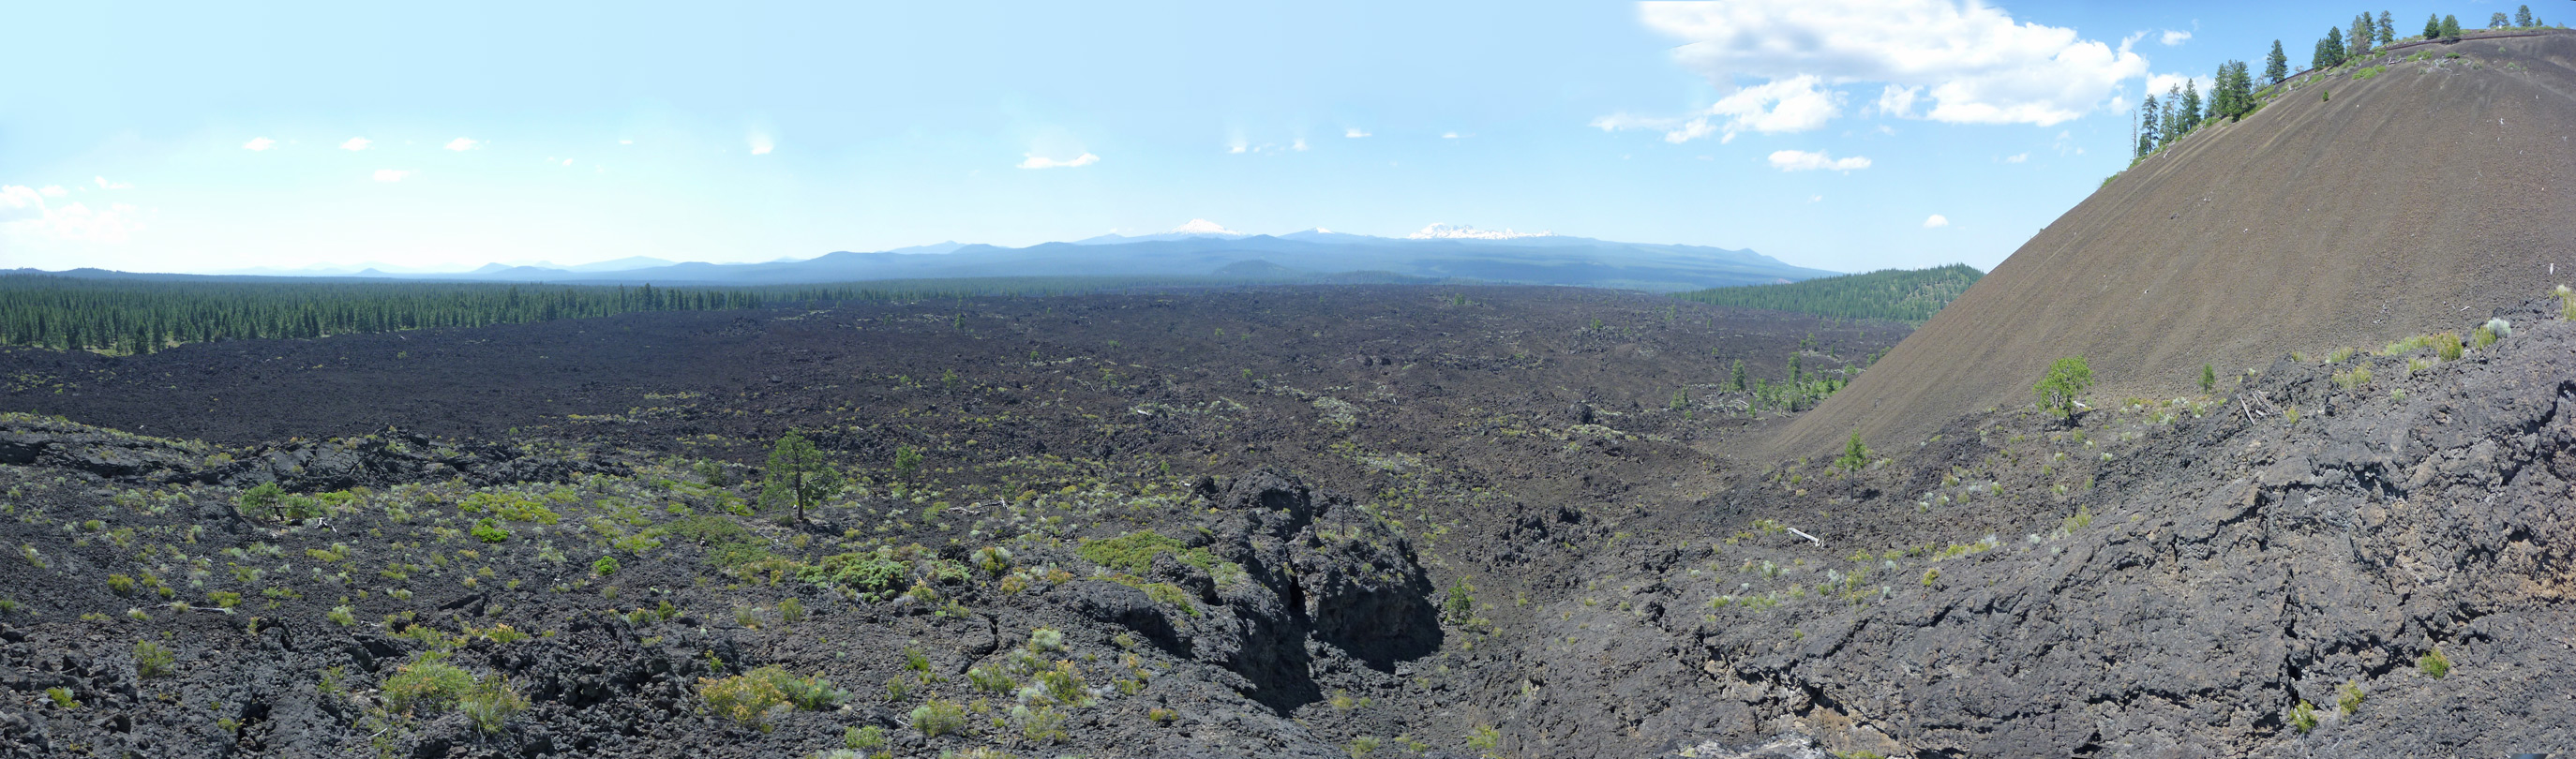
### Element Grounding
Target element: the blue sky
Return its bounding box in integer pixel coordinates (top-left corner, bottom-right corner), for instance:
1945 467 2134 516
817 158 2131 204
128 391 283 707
0 1 2549 275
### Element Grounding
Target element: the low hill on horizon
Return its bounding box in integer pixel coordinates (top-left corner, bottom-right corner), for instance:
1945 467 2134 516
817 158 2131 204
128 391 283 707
1777 30 2576 457
133 231 1841 294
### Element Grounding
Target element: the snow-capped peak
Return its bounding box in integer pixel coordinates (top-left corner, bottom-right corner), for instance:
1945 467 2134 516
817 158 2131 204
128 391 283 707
1408 223 1553 240
1169 218 1242 235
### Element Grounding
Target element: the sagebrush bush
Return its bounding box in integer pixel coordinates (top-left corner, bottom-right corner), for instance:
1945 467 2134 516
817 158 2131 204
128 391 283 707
133 640 174 678
697 665 842 726
908 698 968 737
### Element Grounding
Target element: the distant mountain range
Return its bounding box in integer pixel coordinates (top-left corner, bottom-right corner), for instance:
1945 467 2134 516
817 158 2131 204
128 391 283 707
79 222 1840 292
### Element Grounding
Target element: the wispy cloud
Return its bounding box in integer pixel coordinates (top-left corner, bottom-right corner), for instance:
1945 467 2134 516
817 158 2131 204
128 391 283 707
242 137 277 152
1767 149 1871 171
1441 131 1461 139
1292 138 1310 151
445 138 483 152
2160 30 2192 46
93 176 132 189
2002 153 2029 163
340 137 372 151
1923 214 1950 228
1344 128 1370 138
39 186 67 198
373 170 413 183
2 185 144 243
1017 153 1100 169
748 133 773 156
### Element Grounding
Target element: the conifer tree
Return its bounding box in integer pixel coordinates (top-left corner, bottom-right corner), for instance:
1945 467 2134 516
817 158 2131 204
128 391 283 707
2348 14 2374 57
2377 11 2395 44
760 430 843 524
2516 6 2535 28
2265 40 2289 84
1730 359 1747 392
2426 13 2444 39
2442 14 2462 38
2179 81 2203 132
2135 93 2161 156
2325 27 2345 67
2490 12 2510 29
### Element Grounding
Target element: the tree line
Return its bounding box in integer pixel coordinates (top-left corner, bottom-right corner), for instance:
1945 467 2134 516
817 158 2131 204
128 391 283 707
2136 6 2556 160
1670 264 1982 324
0 274 1309 354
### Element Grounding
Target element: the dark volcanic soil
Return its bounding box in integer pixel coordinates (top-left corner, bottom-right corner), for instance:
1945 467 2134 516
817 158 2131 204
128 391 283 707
1 284 2568 759
0 286 1910 759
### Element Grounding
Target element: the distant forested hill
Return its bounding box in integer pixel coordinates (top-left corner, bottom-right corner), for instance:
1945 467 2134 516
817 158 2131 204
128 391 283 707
1670 264 1982 323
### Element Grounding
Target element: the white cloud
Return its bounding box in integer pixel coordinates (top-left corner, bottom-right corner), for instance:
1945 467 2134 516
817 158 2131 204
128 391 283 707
1598 75 1844 143
340 137 372 151
2144 72 2213 97
38 186 67 198
243 137 277 151
1293 138 1309 151
1344 128 1370 138
445 137 483 152
1809 195 1823 201
93 176 131 189
1874 84 1923 117
747 132 773 156
1017 152 1100 169
2160 30 2192 46
1636 0 2149 127
1170 218 1239 235
2002 153 2029 163
373 170 413 182
1767 149 1871 171
617 139 633 145
1923 214 1950 228
1441 131 1461 139
1 185 143 243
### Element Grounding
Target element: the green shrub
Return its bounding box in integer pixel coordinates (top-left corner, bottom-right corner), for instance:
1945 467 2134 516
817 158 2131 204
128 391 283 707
2199 364 2216 392
326 605 357 627
2434 333 2464 361
967 665 1018 694
1077 530 1241 583
107 574 136 596
385 657 478 714
459 678 529 734
207 591 241 609
470 518 511 543
2419 647 2450 677
2287 700 2319 733
133 640 175 678
1442 580 1476 625
972 546 1013 575
2336 679 2366 714
1017 704 1069 742
697 665 842 726
44 687 79 708
892 445 922 476
592 555 620 576
2333 367 2373 390
908 698 968 737
2472 325 2498 350
1029 627 1066 652
846 725 887 751
2031 357 2093 421
801 551 911 596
